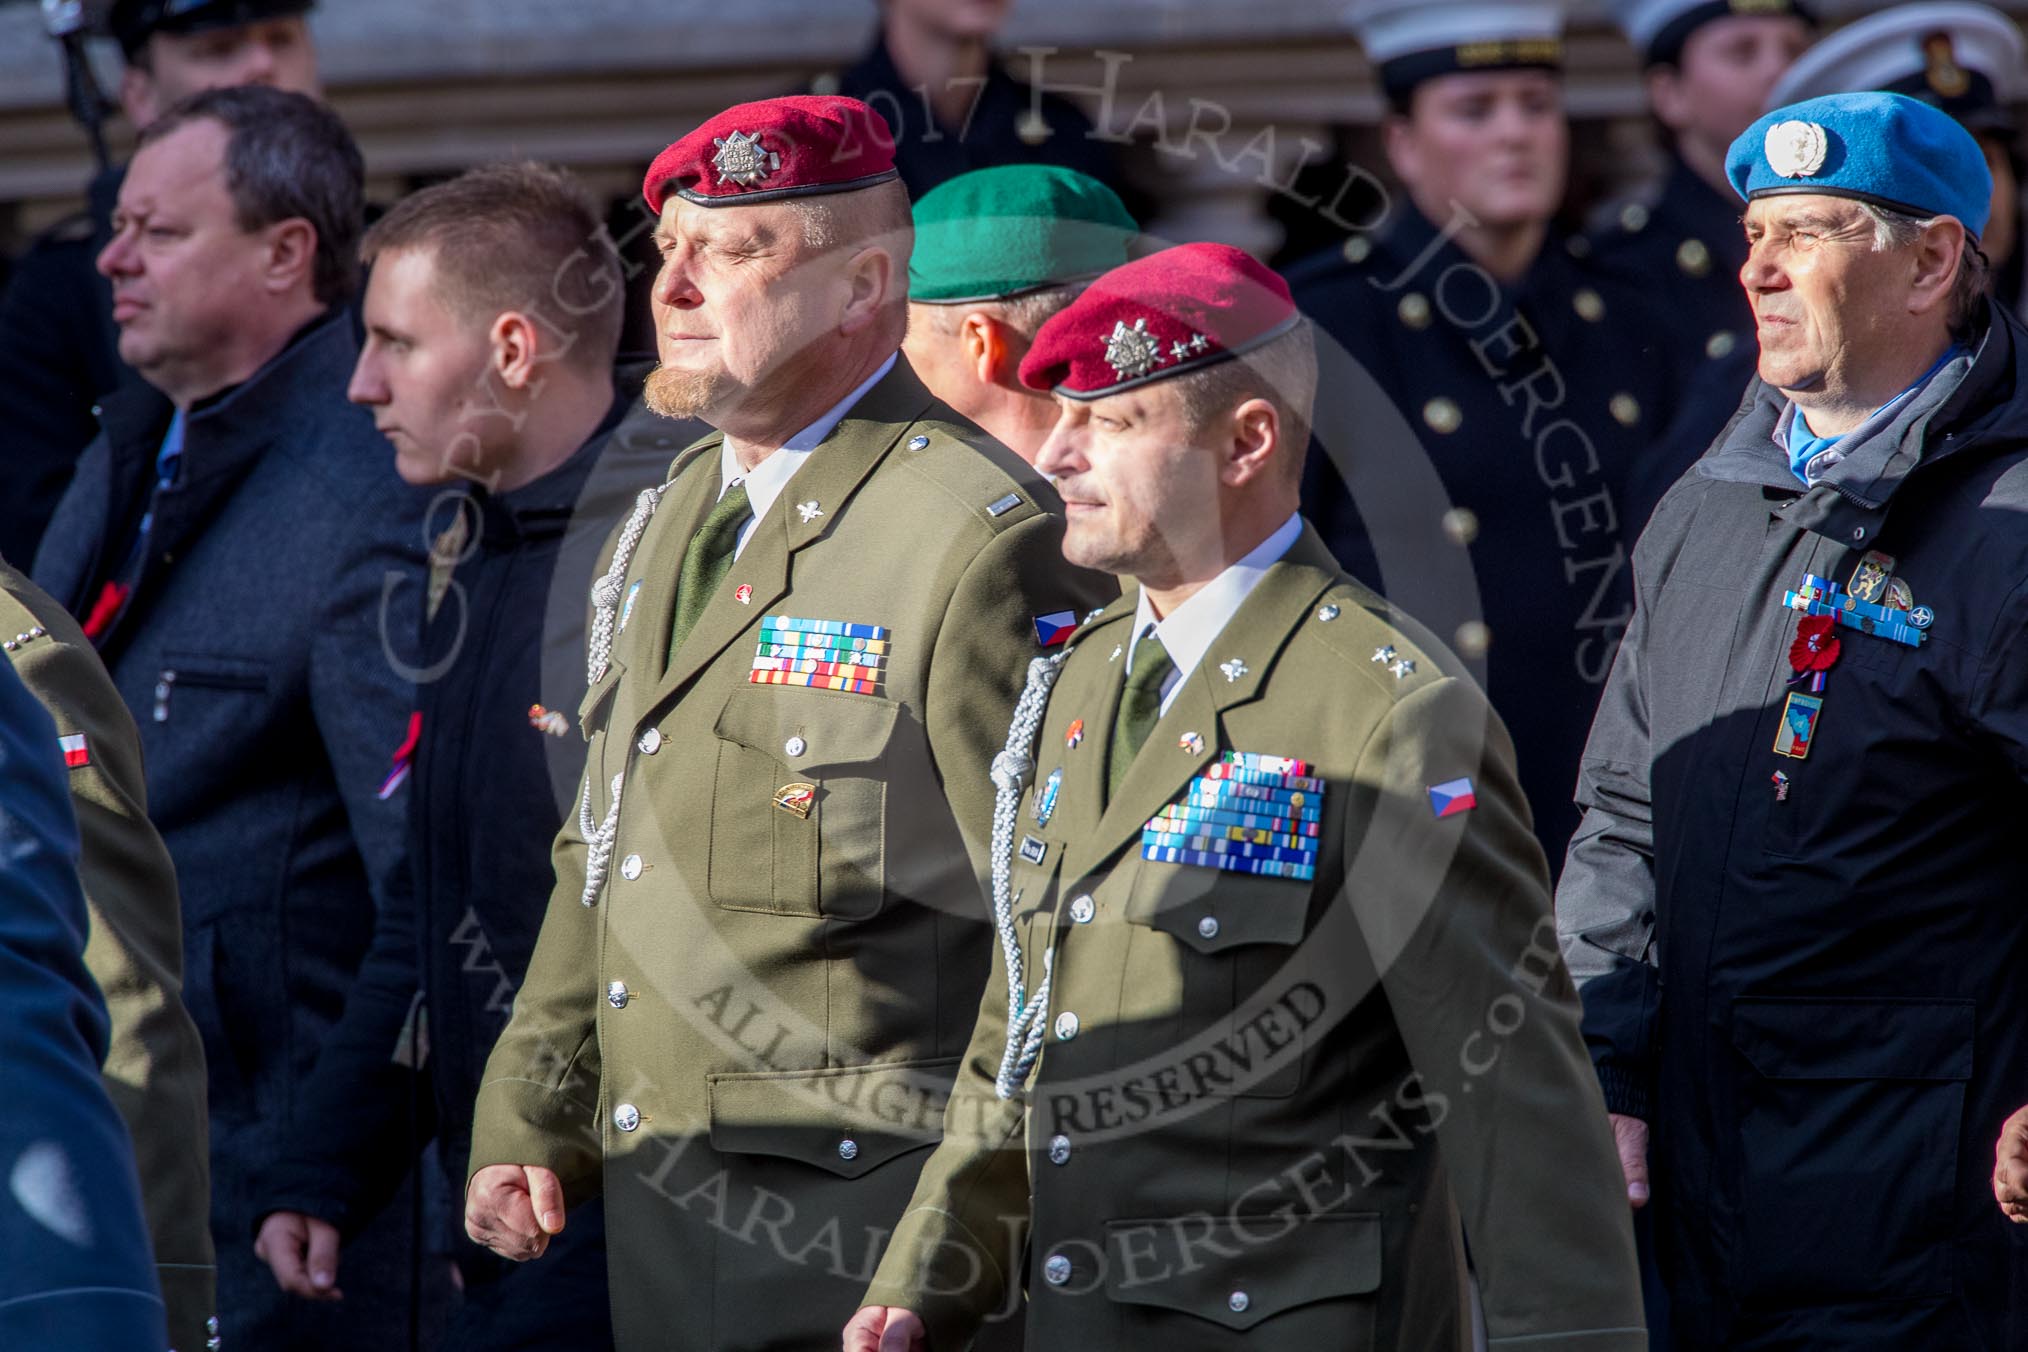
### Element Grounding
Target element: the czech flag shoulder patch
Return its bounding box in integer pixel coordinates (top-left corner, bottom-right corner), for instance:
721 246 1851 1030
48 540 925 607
1033 610 1079 647
1428 776 1476 819
58 733 89 769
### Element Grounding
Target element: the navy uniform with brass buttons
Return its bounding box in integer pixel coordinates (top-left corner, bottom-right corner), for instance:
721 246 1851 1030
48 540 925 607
1289 1 1683 871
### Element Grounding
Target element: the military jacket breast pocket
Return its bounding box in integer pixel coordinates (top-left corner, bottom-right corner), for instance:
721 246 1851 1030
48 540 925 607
707 685 899 920
1122 863 1315 1097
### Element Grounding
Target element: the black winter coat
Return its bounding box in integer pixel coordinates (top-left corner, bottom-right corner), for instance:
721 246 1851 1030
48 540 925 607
1560 304 2028 1350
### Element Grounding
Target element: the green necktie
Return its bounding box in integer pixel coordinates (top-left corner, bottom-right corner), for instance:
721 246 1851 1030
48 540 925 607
668 479 752 663
1107 629 1175 800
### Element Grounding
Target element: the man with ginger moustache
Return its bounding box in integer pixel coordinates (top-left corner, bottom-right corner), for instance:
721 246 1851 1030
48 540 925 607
251 162 695 1351
1559 93 2028 1348
847 242 1642 1352
903 164 1137 464
461 95 1109 1351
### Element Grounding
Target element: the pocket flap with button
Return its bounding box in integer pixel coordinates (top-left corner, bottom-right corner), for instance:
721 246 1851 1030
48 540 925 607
706 1056 961 1179
712 684 900 772
1125 864 1312 954
161 650 271 692
1101 1212 1381 1329
1731 997 1973 1081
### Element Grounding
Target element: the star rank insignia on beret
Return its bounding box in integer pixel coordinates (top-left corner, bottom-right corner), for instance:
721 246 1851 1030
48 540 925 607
712 129 780 188
1104 318 1163 381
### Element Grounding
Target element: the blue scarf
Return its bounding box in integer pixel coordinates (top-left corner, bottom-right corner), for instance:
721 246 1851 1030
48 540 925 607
1786 344 1966 486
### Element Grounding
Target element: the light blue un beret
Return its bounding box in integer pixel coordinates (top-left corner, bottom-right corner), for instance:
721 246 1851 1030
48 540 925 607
1726 90 1993 237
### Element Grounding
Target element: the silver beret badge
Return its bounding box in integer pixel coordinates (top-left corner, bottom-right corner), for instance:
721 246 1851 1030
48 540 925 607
711 129 780 188
1764 120 1829 179
1102 318 1164 382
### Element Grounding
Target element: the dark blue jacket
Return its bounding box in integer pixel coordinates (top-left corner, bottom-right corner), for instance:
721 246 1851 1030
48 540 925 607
1561 304 2028 1349
0 653 165 1349
32 308 434 1347
1287 206 1684 868
255 382 686 1254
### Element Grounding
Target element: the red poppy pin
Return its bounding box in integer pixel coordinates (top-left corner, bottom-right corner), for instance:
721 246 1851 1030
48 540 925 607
1789 615 1840 692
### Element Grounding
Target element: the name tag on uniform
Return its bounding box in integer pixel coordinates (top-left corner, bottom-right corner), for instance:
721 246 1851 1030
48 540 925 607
1140 752 1323 881
748 615 890 696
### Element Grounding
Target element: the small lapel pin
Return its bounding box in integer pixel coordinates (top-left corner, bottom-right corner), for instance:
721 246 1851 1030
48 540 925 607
527 704 569 737
798 501 824 523
1219 658 1248 683
774 782 817 818
734 583 753 605
1179 731 1205 755
1371 645 1396 665
1066 719 1085 749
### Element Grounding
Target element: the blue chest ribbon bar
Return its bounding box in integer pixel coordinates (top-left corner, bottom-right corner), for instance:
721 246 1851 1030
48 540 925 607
1782 573 1928 649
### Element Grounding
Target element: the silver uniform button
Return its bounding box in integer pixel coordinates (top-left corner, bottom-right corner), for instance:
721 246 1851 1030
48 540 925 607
1068 895 1095 924
785 735 807 757
607 981 629 1009
637 727 662 755
1043 1252 1073 1286
1315 604 1340 622
613 1103 640 1132
907 434 930 451
1197 915 1221 940
838 1137 859 1161
620 853 643 881
1054 1011 1080 1041
1047 1134 1072 1165
1228 1290 1250 1314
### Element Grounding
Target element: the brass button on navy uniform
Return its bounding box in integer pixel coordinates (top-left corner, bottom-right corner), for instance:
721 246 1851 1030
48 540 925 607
613 1103 640 1132
1422 397 1462 435
637 727 662 755
1197 915 1220 940
1047 1134 1071 1165
1053 1011 1079 1041
607 981 629 1009
1676 238 1712 276
1610 393 1642 428
1573 288 1606 322
1397 292 1432 329
1068 895 1095 924
838 1137 859 1161
1043 1253 1072 1286
1228 1291 1251 1314
784 735 806 757
620 853 643 881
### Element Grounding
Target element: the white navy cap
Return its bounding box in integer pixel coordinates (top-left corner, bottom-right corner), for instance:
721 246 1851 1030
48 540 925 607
1768 2 2022 130
1616 0 1816 69
1347 0 1566 104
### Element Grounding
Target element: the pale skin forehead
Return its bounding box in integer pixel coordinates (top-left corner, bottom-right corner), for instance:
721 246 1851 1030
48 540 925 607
1742 195 1874 234
652 197 801 255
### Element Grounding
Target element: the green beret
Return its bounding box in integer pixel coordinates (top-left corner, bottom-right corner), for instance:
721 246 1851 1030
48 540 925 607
909 165 1138 304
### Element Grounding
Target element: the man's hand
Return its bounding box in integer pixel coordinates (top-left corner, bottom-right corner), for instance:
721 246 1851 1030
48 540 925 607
253 1211 344 1301
843 1305 926 1352
1610 1112 1650 1209
465 1164 566 1261
1995 1105 2028 1223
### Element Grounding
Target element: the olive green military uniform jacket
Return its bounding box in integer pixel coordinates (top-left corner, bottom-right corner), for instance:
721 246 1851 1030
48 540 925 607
0 561 214 1352
862 527 1645 1350
468 360 1109 1352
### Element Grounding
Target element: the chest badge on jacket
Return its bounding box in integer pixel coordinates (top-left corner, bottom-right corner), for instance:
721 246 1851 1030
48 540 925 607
1142 751 1323 881
748 615 890 696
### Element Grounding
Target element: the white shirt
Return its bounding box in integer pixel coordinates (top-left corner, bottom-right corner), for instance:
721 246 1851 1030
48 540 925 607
716 350 898 558
1125 512 1303 716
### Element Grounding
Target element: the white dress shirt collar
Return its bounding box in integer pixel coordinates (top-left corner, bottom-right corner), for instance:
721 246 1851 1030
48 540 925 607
716 350 898 557
1127 512 1303 715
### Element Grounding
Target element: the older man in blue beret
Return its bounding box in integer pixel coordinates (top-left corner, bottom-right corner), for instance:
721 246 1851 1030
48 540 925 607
1558 90 2028 1349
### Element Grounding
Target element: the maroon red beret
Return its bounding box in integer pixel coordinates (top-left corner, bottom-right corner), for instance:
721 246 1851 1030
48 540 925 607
1018 242 1299 399
643 95 898 212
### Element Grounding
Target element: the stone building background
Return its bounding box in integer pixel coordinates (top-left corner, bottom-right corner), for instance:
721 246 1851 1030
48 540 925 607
1 0 2021 265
